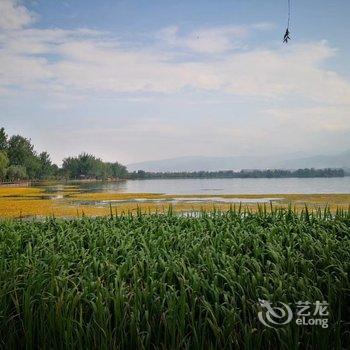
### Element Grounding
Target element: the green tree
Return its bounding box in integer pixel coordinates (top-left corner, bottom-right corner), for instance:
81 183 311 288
136 170 146 179
0 127 8 152
7 135 35 165
62 153 101 179
0 151 9 181
62 153 127 180
6 165 27 181
110 162 127 178
79 153 103 178
37 151 55 179
61 157 79 179
7 135 40 179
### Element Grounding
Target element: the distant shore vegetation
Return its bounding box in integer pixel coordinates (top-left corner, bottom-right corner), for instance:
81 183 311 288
129 168 345 179
0 127 345 182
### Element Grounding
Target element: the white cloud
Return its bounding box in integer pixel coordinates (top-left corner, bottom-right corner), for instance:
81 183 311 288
209 42 350 104
265 106 350 133
156 25 248 54
0 0 36 30
155 22 276 54
0 1 350 109
1 0 349 108
1 0 349 162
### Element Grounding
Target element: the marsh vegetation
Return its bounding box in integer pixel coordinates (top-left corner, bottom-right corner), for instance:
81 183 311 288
0 209 349 349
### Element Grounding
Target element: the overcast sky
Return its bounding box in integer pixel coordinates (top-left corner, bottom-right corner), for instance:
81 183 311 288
1 0 350 165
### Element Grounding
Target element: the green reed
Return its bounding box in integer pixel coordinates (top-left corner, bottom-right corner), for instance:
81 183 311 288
0 207 349 349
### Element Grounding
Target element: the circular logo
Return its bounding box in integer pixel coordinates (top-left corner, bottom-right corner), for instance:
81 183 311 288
258 299 293 328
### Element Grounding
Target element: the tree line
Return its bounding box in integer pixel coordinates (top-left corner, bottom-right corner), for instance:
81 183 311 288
0 127 127 182
0 127 345 182
129 168 345 179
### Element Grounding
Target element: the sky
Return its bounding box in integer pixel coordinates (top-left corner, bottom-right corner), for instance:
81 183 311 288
0 0 350 165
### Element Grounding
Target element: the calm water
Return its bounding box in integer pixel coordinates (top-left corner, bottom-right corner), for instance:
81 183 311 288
71 177 350 195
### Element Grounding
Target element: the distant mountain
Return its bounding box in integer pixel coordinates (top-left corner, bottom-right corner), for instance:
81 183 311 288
275 150 350 169
127 150 350 172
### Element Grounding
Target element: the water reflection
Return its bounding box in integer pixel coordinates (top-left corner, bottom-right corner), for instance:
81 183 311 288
74 196 283 207
32 177 350 197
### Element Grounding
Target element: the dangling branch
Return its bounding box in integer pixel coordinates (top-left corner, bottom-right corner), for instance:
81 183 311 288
283 0 291 43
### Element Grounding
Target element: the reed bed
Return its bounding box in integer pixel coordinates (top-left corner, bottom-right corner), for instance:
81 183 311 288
0 207 349 349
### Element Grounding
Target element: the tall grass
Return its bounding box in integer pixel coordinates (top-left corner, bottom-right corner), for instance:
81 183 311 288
0 207 349 349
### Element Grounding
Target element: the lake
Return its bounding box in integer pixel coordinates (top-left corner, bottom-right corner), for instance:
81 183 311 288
2 177 350 218
71 177 350 195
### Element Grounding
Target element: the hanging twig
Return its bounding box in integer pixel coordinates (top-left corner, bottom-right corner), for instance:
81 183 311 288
283 0 291 43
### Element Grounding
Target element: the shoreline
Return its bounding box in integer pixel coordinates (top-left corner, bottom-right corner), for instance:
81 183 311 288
0 186 349 218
